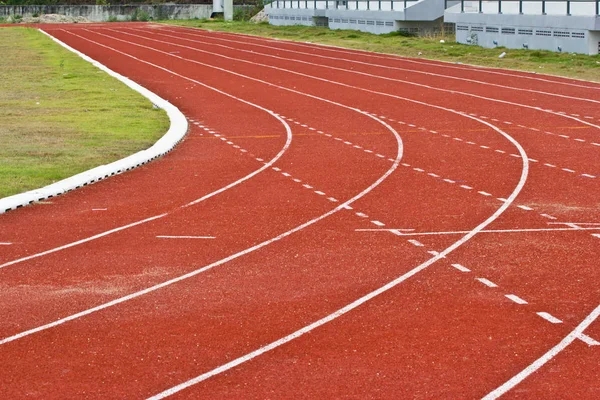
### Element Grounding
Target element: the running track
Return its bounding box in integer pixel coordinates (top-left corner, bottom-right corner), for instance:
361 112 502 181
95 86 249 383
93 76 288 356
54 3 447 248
0 22 599 398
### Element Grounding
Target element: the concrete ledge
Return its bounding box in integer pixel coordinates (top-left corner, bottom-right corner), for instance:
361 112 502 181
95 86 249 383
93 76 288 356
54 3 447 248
0 29 189 214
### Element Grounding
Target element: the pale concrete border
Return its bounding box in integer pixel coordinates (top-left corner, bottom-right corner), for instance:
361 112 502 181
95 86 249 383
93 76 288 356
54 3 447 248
0 29 188 214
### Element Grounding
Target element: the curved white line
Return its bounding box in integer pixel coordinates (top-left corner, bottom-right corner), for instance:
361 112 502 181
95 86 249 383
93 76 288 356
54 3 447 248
147 103 531 400
0 30 404 345
149 26 600 105
162 24 600 91
482 304 600 400
0 29 189 215
0 32 294 271
106 27 600 131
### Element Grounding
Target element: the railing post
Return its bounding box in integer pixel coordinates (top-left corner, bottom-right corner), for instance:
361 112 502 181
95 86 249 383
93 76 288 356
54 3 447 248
566 0 571 15
498 0 502 14
461 0 464 13
391 0 394 10
479 0 482 12
519 0 523 14
404 0 408 10
542 0 546 15
597 0 600 16
379 0 381 10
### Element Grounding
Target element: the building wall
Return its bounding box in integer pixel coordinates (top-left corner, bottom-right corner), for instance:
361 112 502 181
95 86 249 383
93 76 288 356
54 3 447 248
446 8 600 55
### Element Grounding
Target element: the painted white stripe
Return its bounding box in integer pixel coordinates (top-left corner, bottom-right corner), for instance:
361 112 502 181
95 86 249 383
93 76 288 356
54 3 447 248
0 242 12 246
476 278 498 288
536 312 562 324
451 263 471 272
505 294 528 304
156 236 215 239
2 29 405 347
408 239 424 247
354 227 600 236
355 212 368 218
478 191 492 196
65 31 532 395
371 220 385 227
577 333 600 346
517 205 533 211
483 305 600 399
92 208 107 211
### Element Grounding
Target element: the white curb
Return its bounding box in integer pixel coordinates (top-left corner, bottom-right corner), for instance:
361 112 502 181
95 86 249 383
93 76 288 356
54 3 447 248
0 29 188 214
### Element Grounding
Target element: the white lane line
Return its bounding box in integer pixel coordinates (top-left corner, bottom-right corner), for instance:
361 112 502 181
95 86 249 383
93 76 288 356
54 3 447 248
505 294 528 304
371 220 385 227
342 204 353 210
0 36 405 347
478 191 492 196
451 263 471 272
581 174 596 178
0 242 12 246
460 185 473 190
536 312 563 324
354 227 600 236
161 25 600 98
540 213 557 220
314 191 326 196
517 205 534 211
156 236 215 239
355 212 368 218
92 208 108 211
476 278 498 288
408 239 424 247
577 333 600 346
281 172 291 177
327 197 338 202
147 108 531 397
483 305 600 399
592 233 600 239
302 184 313 189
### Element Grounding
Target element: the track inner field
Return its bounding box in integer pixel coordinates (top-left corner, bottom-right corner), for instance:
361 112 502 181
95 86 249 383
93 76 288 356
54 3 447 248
0 23 598 399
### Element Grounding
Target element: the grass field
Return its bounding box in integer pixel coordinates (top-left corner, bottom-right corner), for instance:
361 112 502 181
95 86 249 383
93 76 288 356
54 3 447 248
164 20 600 83
0 28 169 198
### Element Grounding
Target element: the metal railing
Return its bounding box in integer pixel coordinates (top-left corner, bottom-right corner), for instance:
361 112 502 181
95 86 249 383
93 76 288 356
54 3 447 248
458 0 600 16
265 0 422 11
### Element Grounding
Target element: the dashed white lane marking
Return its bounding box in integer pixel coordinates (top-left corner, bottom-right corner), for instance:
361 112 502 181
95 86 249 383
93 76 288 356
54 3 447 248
536 312 563 324
342 204 353 210
407 239 424 247
592 233 600 239
505 294 528 304
460 185 473 190
541 213 557 220
356 226 600 236
281 172 291 177
292 178 302 183
517 205 534 211
92 208 108 211
483 305 600 399
452 263 471 272
314 190 325 196
578 333 600 346
302 184 313 189
371 220 385 227
156 236 215 239
272 167 281 172
0 243 12 246
476 278 498 288
478 191 492 196
327 197 338 203
355 212 368 218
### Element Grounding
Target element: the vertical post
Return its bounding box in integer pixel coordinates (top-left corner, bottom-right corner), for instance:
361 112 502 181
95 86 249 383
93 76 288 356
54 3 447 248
597 0 600 16
368 0 370 10
223 0 233 21
379 0 381 10
566 0 571 15
391 0 394 10
404 0 407 9
542 0 546 14
498 0 502 14
479 0 482 12
461 0 464 13
519 0 522 14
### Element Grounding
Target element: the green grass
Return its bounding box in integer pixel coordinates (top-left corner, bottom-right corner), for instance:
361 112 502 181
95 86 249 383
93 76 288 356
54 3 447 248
0 28 169 198
162 20 600 83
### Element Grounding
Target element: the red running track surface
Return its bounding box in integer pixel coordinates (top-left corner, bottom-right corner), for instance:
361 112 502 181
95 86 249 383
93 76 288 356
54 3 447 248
0 22 598 399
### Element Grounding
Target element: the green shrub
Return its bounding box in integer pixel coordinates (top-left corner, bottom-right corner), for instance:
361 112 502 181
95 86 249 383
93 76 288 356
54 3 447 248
107 15 118 22
138 10 150 22
32 12 39 18
96 0 110 5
